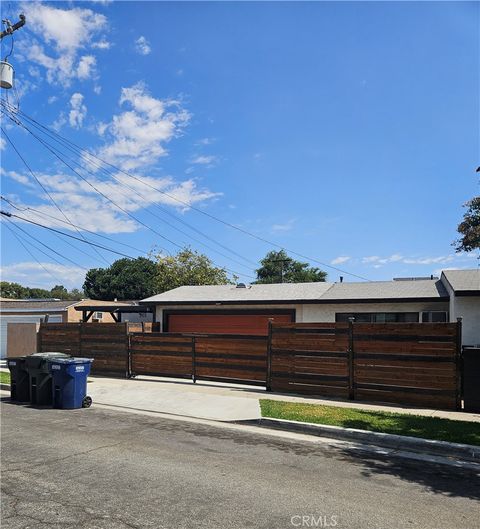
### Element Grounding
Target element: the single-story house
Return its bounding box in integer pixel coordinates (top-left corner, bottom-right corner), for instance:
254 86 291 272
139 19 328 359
0 298 133 358
140 269 479 346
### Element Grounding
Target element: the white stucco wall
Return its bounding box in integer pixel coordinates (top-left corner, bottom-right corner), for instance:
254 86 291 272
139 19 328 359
154 301 449 330
449 296 480 346
300 301 449 322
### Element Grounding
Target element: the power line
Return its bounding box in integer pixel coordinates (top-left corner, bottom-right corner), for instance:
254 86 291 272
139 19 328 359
0 195 149 255
1 210 139 260
2 218 64 284
1 101 370 281
1 107 257 280
1 102 257 268
0 124 111 266
1 214 90 270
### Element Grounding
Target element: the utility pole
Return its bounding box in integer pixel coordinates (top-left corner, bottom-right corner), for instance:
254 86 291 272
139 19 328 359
271 258 289 283
1 14 26 40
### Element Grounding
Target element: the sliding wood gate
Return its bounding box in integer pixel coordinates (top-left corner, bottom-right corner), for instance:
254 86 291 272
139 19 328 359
130 333 268 386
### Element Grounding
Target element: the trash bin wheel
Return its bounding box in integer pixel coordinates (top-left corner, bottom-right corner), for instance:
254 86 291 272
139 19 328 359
82 396 92 408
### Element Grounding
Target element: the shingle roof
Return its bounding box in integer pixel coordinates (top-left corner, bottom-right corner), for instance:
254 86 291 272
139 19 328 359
320 279 448 300
0 300 76 311
442 269 480 292
142 282 333 304
141 278 449 305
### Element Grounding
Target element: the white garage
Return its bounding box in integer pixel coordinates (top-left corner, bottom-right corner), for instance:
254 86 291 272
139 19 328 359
0 300 70 359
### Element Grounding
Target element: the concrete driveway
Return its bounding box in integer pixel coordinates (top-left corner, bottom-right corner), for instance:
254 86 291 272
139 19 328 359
88 376 262 421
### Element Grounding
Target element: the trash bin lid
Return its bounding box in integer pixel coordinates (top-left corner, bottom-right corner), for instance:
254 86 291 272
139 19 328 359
31 352 71 357
49 357 93 364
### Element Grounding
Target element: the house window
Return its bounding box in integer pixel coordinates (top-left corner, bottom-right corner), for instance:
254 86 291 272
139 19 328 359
93 312 103 320
335 312 419 323
421 311 448 323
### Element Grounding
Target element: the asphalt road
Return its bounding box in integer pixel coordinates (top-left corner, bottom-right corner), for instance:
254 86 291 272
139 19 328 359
1 399 479 529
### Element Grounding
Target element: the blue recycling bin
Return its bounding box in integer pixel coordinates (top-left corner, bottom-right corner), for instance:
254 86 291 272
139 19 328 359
49 358 93 409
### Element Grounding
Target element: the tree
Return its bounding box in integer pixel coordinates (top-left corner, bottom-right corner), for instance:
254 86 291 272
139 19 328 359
154 248 232 293
50 285 69 299
454 196 480 253
0 282 29 299
83 257 157 300
254 250 327 284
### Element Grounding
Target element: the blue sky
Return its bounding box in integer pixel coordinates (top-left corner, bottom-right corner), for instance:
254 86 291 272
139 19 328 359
0 0 478 290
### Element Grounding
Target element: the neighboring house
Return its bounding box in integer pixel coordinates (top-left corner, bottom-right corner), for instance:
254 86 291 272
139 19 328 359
140 269 479 346
73 302 154 323
0 298 132 358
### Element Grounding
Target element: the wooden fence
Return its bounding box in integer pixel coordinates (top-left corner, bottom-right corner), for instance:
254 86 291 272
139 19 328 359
268 322 350 398
194 335 267 386
130 333 268 386
130 333 194 379
38 320 462 410
269 321 461 410
39 323 129 377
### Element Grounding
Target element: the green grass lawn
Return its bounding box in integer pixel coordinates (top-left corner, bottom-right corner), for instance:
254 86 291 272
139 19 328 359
0 371 11 384
260 399 480 446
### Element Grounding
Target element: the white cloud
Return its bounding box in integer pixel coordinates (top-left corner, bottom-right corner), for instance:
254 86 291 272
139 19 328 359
52 112 67 132
24 3 106 50
362 253 457 267
0 137 5 151
93 85 102 95
190 155 218 166
96 82 190 171
134 36 151 56
47 96 58 104
331 256 351 265
69 93 87 129
91 39 111 50
196 138 214 146
0 262 85 290
402 256 455 265
77 55 97 80
4 169 219 234
18 3 106 86
272 219 296 232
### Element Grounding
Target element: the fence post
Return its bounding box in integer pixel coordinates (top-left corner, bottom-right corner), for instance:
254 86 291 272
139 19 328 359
79 322 83 358
348 317 355 400
456 317 463 411
192 336 196 383
127 327 132 379
266 320 273 391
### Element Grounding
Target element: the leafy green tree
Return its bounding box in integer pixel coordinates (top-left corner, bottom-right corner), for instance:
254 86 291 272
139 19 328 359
28 287 54 298
83 257 157 300
0 282 29 299
254 250 327 284
68 288 85 300
0 281 84 300
50 285 69 299
454 196 480 253
154 248 232 293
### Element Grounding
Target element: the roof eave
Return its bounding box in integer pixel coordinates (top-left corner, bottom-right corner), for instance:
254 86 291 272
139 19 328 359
140 296 449 306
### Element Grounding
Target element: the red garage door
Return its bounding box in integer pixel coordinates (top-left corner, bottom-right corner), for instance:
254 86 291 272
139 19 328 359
166 312 294 336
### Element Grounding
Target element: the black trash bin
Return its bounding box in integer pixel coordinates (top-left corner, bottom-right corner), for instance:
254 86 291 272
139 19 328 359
25 352 71 406
7 357 30 402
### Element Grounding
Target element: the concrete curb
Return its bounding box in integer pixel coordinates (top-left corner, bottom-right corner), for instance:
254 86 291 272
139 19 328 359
240 417 480 463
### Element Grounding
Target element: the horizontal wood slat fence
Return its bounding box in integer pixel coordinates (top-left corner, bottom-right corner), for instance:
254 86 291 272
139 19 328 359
38 320 462 410
269 321 461 410
38 323 129 377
